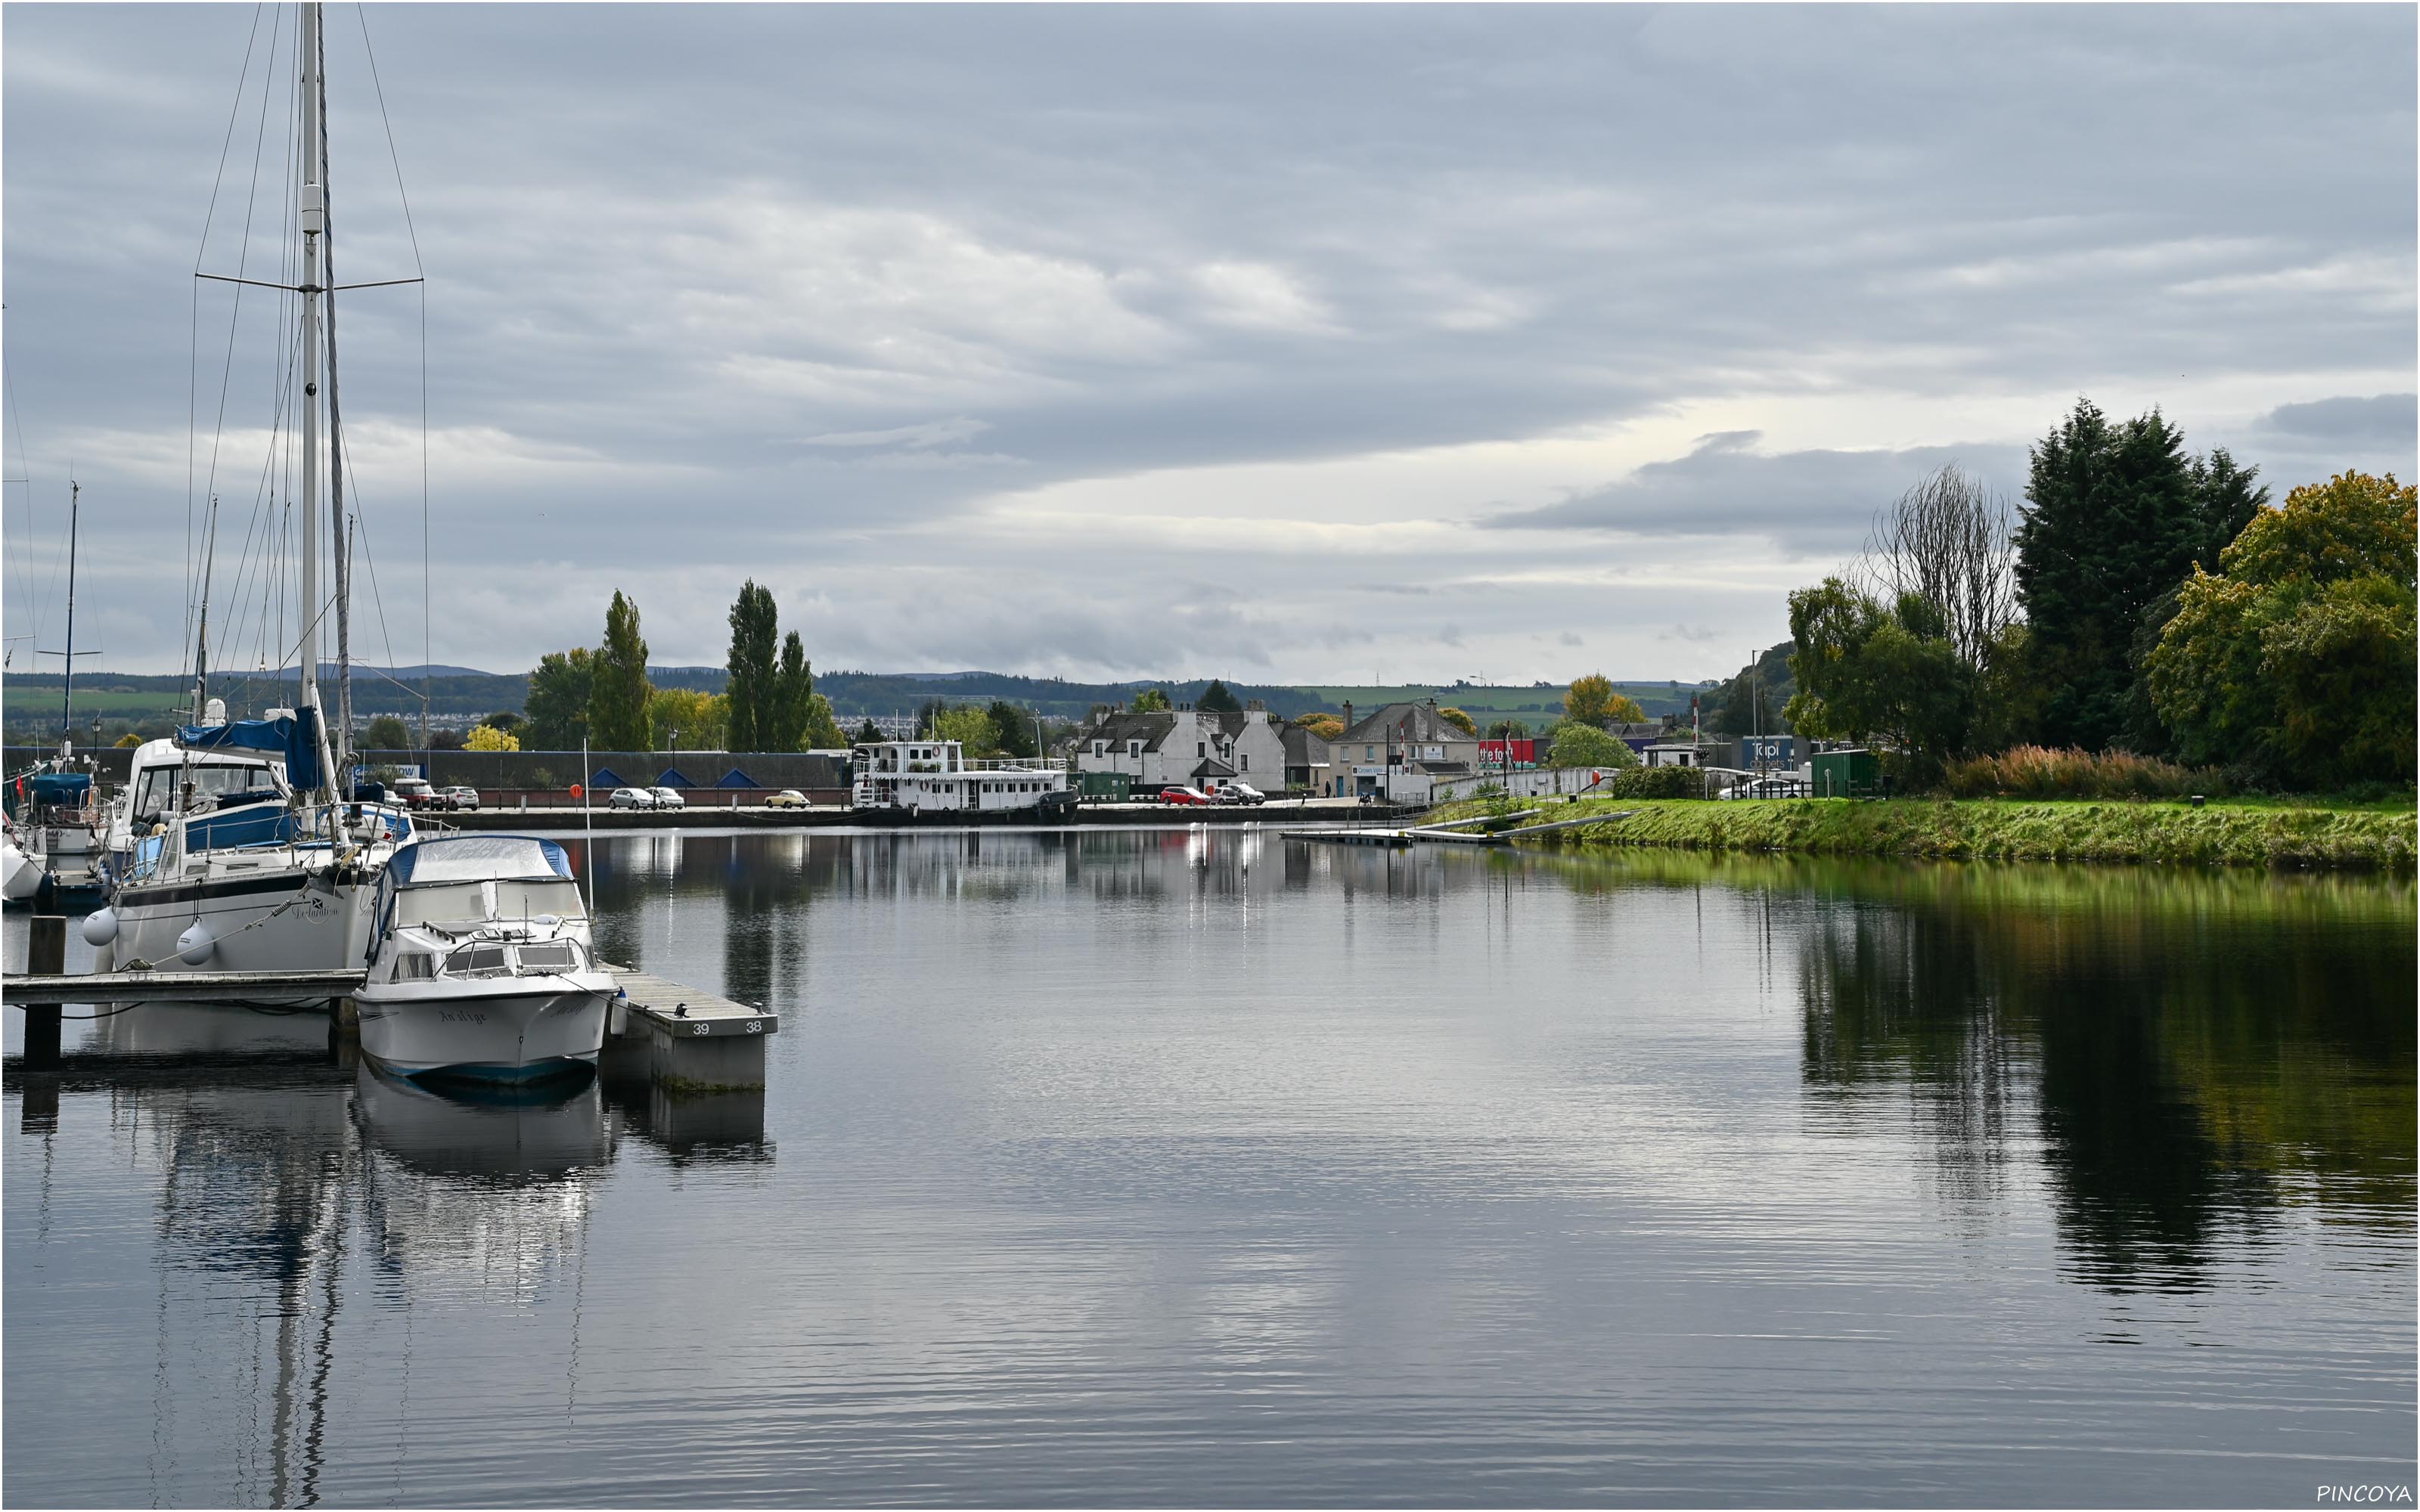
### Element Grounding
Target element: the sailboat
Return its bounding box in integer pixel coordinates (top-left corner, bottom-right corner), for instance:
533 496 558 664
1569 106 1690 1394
88 2 413 974
7 480 112 909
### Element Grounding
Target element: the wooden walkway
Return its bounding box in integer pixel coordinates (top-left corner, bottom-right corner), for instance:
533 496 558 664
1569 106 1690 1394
2 967 367 1005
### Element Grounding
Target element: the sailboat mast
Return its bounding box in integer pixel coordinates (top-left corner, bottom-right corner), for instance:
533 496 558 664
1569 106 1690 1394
191 497 219 722
59 480 78 756
295 1 337 800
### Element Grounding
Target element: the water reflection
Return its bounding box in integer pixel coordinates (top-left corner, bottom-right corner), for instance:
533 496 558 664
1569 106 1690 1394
1782 858 2415 1291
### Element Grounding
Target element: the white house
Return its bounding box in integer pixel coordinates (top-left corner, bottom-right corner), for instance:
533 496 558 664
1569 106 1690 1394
1330 701 1481 798
1075 705 1286 791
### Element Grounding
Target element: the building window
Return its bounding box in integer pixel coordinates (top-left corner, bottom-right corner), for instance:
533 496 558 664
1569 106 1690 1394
1240 755 1249 771
1198 742 1206 758
1092 740 1104 757
1128 740 1141 758
1366 745 1375 761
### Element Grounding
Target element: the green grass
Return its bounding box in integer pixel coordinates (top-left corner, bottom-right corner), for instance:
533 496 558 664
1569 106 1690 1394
1429 795 2417 869
1299 683 1707 717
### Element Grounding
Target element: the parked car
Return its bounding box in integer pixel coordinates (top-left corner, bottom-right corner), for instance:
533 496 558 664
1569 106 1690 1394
649 786 687 810
1159 785 1213 806
442 785 480 811
765 789 808 809
1211 780 1265 805
609 785 656 810
391 776 445 812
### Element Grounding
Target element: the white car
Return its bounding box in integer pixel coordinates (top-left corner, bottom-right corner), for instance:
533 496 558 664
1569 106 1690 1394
608 786 656 810
649 785 687 810
1212 780 1266 805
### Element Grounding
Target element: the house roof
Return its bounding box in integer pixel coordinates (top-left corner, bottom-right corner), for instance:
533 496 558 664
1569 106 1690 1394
1338 702 1473 745
1191 757 1238 781
1281 725 1329 764
1087 712 1178 751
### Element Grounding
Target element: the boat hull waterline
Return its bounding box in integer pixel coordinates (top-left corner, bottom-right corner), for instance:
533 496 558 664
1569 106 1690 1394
355 978 612 1083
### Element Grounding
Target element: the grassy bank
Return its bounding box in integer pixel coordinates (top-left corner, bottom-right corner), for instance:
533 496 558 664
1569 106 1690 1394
1436 796 2415 869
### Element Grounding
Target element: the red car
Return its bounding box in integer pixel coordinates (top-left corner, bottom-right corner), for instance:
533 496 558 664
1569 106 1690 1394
1159 785 1214 805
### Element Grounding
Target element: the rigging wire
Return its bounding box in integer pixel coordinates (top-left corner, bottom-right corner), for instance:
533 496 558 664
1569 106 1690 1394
352 2 432 739
188 2 268 660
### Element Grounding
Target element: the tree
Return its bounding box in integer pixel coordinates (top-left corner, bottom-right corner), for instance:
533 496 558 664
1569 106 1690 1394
114 732 144 748
1784 578 1975 785
589 593 653 751
854 718 882 744
2013 400 2253 751
1292 712 1343 740
1705 645 1795 738
724 580 779 751
482 710 526 735
1437 706 1478 737
1563 674 1618 726
1487 717 1529 740
1196 679 1243 714
1546 720 1640 770
1860 464 2015 673
526 648 594 749
987 699 1038 758
932 705 997 754
801 695 848 751
428 727 465 752
646 687 727 751
1130 688 1171 713
363 713 410 749
2148 471 2415 788
768 631 813 750
464 723 521 752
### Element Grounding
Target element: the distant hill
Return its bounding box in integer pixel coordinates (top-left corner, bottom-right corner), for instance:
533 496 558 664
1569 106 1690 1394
8 664 1722 736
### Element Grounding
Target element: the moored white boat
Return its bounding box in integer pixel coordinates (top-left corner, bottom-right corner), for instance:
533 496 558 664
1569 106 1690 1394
355 835 613 1083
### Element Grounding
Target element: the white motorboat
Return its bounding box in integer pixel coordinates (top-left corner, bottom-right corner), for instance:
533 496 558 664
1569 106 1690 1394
850 738 1072 813
355 835 613 1083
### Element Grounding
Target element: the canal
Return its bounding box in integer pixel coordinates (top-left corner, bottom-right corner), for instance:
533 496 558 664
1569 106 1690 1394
5 827 2413 1506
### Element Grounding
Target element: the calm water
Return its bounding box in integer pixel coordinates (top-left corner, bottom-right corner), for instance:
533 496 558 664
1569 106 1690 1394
5 828 2412 1507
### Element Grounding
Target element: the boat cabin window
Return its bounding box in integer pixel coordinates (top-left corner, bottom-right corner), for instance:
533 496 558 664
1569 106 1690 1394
395 878 584 927
514 941 584 972
392 953 436 981
133 761 277 822
445 944 510 977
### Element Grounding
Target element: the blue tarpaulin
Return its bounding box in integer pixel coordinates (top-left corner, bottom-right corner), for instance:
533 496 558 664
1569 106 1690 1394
27 773 90 805
179 708 322 791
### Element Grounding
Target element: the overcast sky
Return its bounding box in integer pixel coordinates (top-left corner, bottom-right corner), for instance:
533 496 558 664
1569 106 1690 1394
5 3 2412 683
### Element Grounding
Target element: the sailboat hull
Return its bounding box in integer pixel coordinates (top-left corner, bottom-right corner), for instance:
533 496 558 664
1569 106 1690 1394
355 977 610 1083
111 866 371 977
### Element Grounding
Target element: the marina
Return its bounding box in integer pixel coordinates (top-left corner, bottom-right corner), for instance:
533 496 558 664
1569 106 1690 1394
5 829 2411 1506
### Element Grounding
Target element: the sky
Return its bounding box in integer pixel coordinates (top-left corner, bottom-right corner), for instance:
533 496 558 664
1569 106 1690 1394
4 3 2413 685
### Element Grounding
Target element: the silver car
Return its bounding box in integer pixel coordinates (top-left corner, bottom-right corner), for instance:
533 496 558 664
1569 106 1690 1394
649 785 687 810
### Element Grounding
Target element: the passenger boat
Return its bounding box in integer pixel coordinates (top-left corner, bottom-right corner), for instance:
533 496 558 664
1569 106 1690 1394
850 739 1072 813
353 835 613 1083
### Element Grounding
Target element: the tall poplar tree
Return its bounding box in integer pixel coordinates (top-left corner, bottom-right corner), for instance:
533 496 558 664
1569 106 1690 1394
769 631 812 750
588 591 653 751
724 580 779 751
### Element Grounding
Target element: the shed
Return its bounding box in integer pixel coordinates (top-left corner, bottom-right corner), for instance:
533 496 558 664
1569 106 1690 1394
1810 748 1883 798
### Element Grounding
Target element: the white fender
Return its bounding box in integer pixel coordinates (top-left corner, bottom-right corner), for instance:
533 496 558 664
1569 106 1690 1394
82 908 119 947
1 839 39 901
176 920 217 965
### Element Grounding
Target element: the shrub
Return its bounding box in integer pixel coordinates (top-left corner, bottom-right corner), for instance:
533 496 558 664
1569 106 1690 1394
1941 745 2226 801
1600 765 1705 800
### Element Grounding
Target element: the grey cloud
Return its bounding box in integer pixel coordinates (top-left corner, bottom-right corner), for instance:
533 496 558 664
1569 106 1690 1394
2 5 2410 674
2255 394 2417 445
1483 434 2031 554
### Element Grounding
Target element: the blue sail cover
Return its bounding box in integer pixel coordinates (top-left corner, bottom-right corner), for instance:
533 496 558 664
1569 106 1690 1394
178 708 322 791
27 773 90 805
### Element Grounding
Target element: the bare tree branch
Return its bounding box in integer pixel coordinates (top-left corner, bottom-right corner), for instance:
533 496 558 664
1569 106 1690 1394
1857 464 2016 671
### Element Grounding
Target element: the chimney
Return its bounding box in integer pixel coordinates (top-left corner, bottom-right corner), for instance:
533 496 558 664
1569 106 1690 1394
1342 700 1354 736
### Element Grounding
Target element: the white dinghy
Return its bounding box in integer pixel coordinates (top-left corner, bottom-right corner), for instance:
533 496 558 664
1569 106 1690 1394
355 835 614 1083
